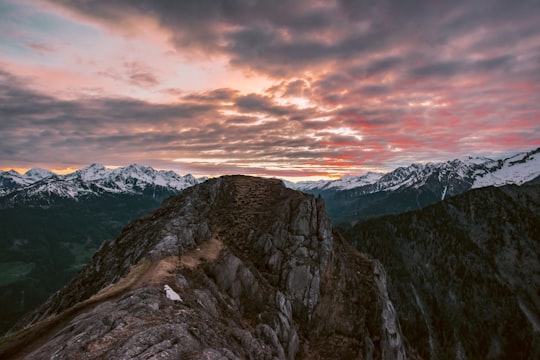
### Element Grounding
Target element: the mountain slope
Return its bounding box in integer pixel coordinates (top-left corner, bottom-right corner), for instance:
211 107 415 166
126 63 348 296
1 176 416 359
0 164 201 335
0 168 54 196
291 148 540 224
472 149 540 188
344 183 540 359
0 190 182 335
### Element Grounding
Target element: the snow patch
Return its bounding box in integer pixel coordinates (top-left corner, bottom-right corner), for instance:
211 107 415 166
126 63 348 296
441 186 447 200
518 299 540 332
472 151 540 188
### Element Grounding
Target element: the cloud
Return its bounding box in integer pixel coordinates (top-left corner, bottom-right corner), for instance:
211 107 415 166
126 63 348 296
0 69 335 174
3 63 539 178
26 42 57 55
124 61 160 87
1 1 539 178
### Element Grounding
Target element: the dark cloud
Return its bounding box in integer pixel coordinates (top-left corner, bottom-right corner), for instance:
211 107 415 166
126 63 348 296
283 79 311 98
4 1 540 176
50 0 540 80
0 70 350 173
409 56 515 79
235 93 293 116
184 88 239 102
362 57 404 76
124 62 160 87
225 116 259 125
410 61 463 78
356 85 392 96
473 55 514 71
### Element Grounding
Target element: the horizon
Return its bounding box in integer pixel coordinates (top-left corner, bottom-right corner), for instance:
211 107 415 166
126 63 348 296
1 0 539 179
2 146 537 183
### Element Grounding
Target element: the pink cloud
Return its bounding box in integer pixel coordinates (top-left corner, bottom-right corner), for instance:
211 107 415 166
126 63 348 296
0 0 539 179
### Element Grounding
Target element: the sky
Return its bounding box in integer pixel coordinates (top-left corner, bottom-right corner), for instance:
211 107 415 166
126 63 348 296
1 0 539 180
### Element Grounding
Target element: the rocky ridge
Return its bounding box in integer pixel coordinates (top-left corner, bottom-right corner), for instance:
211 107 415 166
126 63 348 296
0 176 415 359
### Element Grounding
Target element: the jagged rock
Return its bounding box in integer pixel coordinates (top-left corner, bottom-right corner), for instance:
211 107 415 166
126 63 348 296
0 176 416 359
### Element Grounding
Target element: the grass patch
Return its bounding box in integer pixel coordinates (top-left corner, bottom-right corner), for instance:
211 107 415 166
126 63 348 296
0 262 34 287
65 243 98 273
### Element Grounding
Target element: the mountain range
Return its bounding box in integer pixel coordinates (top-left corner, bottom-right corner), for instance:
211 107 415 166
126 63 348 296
288 148 540 225
0 149 539 359
290 148 540 193
2 148 538 211
0 163 200 206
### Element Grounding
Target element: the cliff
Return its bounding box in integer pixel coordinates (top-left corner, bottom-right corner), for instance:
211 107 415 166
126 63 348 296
0 175 415 359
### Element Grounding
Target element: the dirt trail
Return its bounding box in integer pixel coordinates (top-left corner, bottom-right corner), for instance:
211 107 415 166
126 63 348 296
178 237 223 270
0 236 224 359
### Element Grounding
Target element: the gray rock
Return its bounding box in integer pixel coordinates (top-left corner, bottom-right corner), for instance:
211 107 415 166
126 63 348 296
1 176 416 359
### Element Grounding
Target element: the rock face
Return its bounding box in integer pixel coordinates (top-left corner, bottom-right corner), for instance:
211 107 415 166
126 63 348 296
346 184 540 359
0 176 414 359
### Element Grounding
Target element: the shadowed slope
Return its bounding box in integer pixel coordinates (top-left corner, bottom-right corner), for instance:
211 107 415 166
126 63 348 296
346 184 540 359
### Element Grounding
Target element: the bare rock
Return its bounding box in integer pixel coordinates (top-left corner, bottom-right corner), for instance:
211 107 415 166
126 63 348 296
0 176 416 359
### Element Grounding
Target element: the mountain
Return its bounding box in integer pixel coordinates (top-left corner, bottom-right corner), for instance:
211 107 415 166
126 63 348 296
292 148 540 193
292 172 384 192
0 163 199 207
0 176 417 359
289 148 540 225
344 183 540 359
0 168 54 196
0 164 201 335
471 149 540 188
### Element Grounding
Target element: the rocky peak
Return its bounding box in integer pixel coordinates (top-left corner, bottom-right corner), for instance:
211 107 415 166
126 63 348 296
71 163 108 181
23 168 55 182
1 175 413 359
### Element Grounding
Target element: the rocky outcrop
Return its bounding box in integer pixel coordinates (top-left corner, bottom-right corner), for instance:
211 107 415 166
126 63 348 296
0 176 415 359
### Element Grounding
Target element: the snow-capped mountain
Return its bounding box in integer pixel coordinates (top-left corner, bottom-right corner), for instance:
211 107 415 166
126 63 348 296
0 168 55 196
293 172 383 192
0 164 201 205
471 149 540 188
23 168 56 182
288 148 540 224
290 148 540 195
65 163 199 194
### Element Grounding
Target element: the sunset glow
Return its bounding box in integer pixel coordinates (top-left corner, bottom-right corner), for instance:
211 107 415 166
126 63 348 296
1 0 539 180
